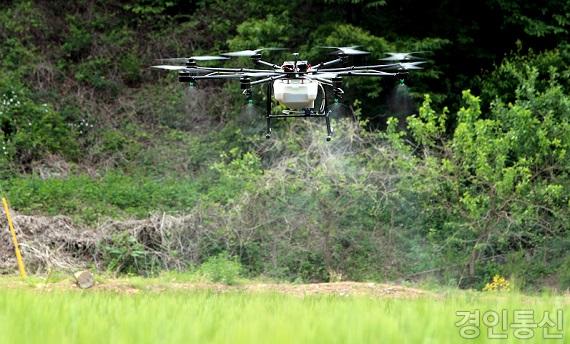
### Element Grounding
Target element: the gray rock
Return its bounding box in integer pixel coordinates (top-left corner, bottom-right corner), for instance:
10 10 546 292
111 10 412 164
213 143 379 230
73 270 94 289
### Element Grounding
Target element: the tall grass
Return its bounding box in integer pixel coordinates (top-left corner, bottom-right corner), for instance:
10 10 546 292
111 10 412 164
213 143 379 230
0 289 566 343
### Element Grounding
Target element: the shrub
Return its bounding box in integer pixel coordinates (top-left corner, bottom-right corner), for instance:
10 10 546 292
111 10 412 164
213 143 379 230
0 78 78 166
62 18 93 60
386 66 569 288
119 52 143 85
74 57 119 95
198 253 242 285
99 232 158 275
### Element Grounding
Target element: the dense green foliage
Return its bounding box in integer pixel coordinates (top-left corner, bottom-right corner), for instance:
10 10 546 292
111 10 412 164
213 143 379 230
0 1 568 289
1 173 198 222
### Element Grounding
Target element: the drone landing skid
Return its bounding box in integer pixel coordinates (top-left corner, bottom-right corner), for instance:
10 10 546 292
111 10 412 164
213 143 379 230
264 84 333 141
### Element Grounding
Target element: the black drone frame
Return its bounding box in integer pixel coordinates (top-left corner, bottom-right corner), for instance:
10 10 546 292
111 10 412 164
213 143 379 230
155 50 422 140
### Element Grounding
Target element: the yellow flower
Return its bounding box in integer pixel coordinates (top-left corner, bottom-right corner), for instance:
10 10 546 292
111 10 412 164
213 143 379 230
483 274 510 292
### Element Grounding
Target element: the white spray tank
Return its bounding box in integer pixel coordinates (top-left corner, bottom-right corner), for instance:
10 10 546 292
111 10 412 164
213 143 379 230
273 79 318 110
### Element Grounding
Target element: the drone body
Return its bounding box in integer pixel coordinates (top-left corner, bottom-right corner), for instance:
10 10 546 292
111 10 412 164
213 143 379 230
152 47 426 140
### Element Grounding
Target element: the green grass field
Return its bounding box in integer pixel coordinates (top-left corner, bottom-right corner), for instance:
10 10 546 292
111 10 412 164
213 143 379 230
0 278 567 343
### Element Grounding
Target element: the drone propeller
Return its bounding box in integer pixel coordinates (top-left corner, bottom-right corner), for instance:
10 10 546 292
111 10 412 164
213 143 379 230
222 48 288 58
156 56 229 64
151 65 187 70
380 52 426 61
308 70 395 80
151 65 197 70
379 61 426 71
319 46 370 56
150 65 212 75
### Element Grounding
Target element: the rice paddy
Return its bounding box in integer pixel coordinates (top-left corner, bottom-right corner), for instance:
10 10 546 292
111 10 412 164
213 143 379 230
0 277 567 344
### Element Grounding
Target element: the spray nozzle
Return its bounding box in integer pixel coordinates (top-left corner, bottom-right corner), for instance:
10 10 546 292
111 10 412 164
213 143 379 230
395 71 408 86
242 88 253 104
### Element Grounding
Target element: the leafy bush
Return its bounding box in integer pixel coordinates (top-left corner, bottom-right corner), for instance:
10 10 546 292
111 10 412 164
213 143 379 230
119 52 142 85
62 18 93 60
227 15 290 51
198 252 242 285
479 44 570 105
0 78 78 166
177 120 424 282
206 148 263 204
0 173 199 223
99 232 157 275
386 67 569 288
122 0 175 17
74 57 119 95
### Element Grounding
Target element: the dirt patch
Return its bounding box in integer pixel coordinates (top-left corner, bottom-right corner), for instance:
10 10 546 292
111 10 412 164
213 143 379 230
0 277 432 298
239 282 430 298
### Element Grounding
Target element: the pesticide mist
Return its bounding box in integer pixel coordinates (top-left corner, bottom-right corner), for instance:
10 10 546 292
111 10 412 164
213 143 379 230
239 103 265 135
388 83 415 120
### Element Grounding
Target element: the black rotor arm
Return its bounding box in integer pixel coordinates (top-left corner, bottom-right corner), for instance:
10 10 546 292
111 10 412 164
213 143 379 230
317 63 401 72
250 75 287 85
253 59 281 69
193 66 278 73
312 57 346 71
337 71 396 77
190 71 284 80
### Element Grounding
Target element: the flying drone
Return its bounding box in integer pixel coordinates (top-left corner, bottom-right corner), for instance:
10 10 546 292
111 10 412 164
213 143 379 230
151 47 427 141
